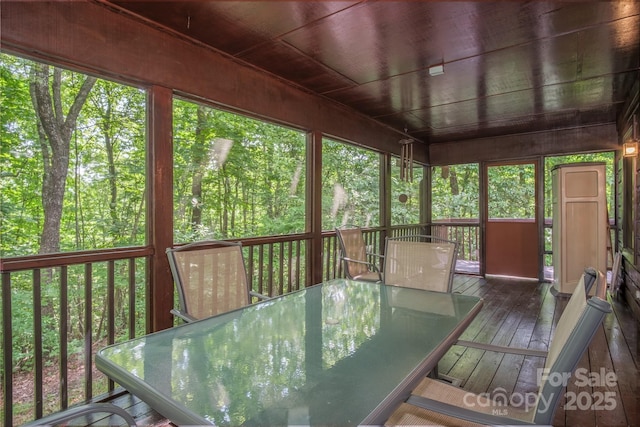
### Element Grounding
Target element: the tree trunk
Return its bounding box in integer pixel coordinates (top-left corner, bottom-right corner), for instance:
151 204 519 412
190 106 209 230
29 64 96 254
99 94 119 234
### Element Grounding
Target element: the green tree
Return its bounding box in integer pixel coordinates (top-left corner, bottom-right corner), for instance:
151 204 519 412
29 63 96 254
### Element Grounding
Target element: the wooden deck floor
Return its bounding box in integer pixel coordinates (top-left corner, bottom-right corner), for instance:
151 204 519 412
97 274 638 426
442 274 639 427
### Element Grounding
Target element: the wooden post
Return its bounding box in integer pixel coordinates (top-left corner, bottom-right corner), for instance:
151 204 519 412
308 130 324 286
148 86 174 332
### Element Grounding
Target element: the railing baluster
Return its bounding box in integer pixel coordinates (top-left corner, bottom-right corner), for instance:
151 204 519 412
128 258 135 339
84 263 93 400
33 269 43 419
107 260 115 391
285 241 292 294
60 266 69 409
278 242 284 296
258 245 265 296
107 260 115 344
2 272 12 426
295 240 302 290
246 246 255 293
268 244 274 296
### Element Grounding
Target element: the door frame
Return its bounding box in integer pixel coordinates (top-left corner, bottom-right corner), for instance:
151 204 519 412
480 158 545 281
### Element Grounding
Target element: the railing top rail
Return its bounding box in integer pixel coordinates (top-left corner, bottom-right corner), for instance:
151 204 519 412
430 219 480 225
0 246 154 273
233 233 310 246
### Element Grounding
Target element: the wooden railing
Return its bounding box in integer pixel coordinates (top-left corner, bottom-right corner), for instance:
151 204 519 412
324 222 481 279
430 220 481 265
1 247 153 426
0 223 481 425
241 234 310 295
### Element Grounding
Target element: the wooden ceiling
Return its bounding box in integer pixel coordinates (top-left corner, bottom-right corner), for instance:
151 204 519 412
107 1 639 145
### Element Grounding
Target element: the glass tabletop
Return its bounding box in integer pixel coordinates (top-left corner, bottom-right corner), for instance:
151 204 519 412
96 279 482 426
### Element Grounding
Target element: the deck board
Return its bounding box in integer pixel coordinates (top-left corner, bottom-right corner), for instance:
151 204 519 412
98 274 638 427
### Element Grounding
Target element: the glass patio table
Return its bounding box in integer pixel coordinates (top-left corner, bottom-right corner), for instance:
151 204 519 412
96 279 483 426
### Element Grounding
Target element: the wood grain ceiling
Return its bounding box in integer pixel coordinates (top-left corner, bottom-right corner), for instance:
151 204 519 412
108 1 640 145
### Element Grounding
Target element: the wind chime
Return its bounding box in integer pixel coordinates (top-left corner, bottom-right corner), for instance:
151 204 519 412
399 128 414 182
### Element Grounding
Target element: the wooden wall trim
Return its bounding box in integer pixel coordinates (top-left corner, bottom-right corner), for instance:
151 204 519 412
622 250 640 323
0 1 422 161
428 124 618 165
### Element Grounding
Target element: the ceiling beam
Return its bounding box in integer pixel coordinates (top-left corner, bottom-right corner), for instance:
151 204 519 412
429 124 618 165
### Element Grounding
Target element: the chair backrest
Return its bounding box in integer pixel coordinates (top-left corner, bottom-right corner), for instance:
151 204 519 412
166 240 251 321
533 269 611 424
336 227 370 279
383 235 458 292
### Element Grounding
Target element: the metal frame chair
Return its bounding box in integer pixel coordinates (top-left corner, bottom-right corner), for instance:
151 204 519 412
21 403 137 427
166 240 269 322
385 268 611 426
383 235 458 292
336 226 383 282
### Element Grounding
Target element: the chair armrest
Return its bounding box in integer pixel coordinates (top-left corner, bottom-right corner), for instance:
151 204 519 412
250 291 271 301
21 403 137 427
406 395 535 426
455 339 548 358
171 308 198 323
342 257 381 271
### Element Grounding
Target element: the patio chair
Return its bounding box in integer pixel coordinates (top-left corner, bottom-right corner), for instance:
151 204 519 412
383 235 458 292
166 240 269 322
385 268 611 426
336 226 383 282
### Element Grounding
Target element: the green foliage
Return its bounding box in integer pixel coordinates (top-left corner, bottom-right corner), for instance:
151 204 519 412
488 164 536 218
322 138 381 229
391 158 424 225
1 55 45 255
431 164 480 220
172 98 307 241
1 54 146 256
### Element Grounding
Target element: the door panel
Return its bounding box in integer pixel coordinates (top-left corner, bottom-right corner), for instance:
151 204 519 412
486 220 539 278
485 162 539 279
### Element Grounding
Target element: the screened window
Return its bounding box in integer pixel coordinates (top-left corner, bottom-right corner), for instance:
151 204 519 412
431 164 480 271
0 53 147 257
431 164 480 221
487 163 536 219
322 138 380 230
172 98 307 241
391 157 423 225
